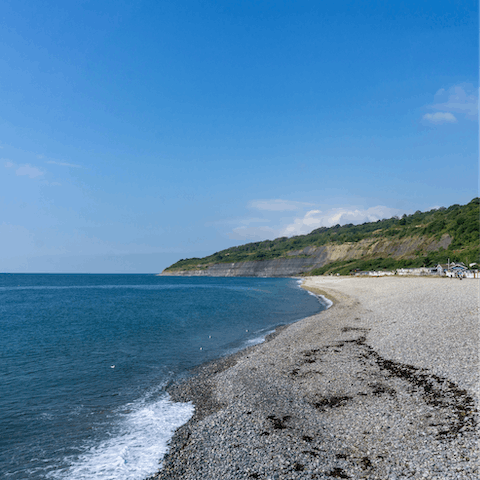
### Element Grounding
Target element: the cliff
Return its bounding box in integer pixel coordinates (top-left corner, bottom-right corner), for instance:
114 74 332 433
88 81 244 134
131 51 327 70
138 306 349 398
161 198 479 277
160 235 453 277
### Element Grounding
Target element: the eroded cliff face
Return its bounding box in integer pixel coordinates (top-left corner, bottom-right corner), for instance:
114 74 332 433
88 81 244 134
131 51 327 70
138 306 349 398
161 257 316 277
160 234 452 277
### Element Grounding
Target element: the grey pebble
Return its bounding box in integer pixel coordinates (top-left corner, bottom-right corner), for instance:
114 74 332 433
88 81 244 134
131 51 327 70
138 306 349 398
148 277 478 480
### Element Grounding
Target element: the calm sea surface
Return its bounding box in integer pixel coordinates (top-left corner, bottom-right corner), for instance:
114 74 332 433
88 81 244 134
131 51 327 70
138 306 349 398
0 274 325 479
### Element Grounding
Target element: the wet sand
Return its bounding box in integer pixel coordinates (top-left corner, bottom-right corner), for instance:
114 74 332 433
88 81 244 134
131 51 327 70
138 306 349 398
149 277 479 479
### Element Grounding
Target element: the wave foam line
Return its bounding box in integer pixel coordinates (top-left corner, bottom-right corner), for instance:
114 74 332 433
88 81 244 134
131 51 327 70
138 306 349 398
305 289 333 309
50 395 193 480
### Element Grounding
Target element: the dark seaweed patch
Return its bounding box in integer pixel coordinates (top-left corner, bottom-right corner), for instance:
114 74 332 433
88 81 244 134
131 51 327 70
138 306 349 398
360 456 373 470
371 349 477 438
294 462 305 471
303 349 320 356
326 467 350 478
313 396 352 411
329 334 480 439
267 415 291 430
370 382 396 396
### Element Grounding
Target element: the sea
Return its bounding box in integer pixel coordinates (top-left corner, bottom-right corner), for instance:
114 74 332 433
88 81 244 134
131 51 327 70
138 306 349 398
0 274 326 480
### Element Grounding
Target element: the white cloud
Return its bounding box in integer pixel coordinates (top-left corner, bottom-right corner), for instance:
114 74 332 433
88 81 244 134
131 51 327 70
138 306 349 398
425 84 478 123
4 160 45 178
46 160 81 168
237 217 270 225
228 225 278 241
423 112 457 124
281 205 404 236
249 199 314 211
227 203 405 241
208 217 269 229
15 164 45 178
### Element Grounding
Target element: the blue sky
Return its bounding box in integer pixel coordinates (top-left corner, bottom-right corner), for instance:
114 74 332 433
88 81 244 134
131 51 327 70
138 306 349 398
1 0 478 273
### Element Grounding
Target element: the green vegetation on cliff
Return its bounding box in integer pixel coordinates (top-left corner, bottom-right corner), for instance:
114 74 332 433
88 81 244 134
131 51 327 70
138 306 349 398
165 198 479 275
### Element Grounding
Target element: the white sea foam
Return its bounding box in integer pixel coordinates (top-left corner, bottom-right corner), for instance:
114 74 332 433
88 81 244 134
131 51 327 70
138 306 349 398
306 289 333 309
244 328 276 347
225 328 277 357
244 336 265 346
50 395 193 480
294 278 332 309
317 294 333 309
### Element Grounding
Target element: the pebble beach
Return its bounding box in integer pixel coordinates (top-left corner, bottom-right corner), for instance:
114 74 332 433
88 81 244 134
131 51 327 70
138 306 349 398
150 277 479 480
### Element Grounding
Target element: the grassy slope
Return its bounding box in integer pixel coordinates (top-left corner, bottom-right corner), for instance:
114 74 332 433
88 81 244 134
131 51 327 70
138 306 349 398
165 198 480 275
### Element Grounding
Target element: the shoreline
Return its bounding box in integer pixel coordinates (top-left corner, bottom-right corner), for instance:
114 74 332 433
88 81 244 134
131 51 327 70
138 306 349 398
149 276 478 480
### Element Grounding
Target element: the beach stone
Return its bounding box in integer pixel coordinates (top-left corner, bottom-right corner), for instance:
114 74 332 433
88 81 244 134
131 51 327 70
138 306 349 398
149 277 479 480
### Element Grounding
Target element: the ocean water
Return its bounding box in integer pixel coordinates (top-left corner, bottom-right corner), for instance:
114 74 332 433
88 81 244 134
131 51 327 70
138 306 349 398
0 274 326 480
